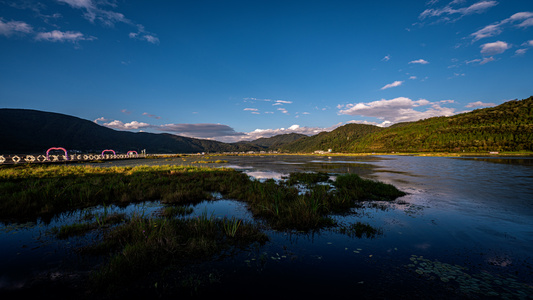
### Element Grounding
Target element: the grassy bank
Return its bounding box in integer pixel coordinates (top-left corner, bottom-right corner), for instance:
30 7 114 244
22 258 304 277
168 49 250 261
1 163 405 295
0 164 405 230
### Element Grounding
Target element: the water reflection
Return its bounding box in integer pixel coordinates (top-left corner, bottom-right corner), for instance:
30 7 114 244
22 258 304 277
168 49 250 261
2 154 533 298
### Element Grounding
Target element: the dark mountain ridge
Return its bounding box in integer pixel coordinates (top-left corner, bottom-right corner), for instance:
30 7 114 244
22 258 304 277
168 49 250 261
0 109 262 154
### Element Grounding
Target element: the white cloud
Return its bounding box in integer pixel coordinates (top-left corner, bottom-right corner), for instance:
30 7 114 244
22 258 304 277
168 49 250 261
465 101 496 108
275 100 293 104
103 120 151 130
129 25 159 44
228 123 342 142
94 117 109 123
58 0 158 43
347 119 392 127
466 57 495 65
0 19 33 36
382 55 391 61
381 80 404 90
338 97 456 124
409 59 429 64
35 30 95 42
419 0 498 21
518 18 533 28
57 0 93 9
471 11 533 41
244 108 258 111
515 48 528 55
277 108 289 114
480 41 509 55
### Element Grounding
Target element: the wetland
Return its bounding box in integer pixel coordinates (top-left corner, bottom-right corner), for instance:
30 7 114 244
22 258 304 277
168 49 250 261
1 154 532 299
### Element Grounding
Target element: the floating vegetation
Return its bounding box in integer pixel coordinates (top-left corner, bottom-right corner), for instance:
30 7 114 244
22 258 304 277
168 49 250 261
338 222 383 239
406 255 533 299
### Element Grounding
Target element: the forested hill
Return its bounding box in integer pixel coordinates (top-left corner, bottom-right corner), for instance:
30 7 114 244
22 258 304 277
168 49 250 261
278 124 384 153
280 96 533 153
0 109 261 154
242 133 307 150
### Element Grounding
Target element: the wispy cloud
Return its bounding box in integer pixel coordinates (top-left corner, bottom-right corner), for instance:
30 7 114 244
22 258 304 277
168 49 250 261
0 18 33 36
97 119 246 140
381 80 404 90
465 101 496 108
466 57 495 65
35 29 95 43
157 123 244 139
244 108 260 114
419 0 498 22
275 100 292 104
515 40 533 55
381 55 391 61
58 0 128 26
57 0 158 43
338 97 456 125
142 112 161 119
409 59 429 64
129 24 159 44
471 11 533 41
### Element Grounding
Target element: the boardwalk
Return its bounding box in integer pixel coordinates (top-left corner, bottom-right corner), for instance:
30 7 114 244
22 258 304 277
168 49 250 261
0 148 144 165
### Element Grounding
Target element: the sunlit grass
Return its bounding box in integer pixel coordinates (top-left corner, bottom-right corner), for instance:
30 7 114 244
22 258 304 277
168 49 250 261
0 164 405 231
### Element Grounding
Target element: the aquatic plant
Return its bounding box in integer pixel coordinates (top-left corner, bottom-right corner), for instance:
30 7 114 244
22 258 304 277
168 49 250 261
87 213 268 294
406 255 533 299
338 222 383 238
223 216 242 237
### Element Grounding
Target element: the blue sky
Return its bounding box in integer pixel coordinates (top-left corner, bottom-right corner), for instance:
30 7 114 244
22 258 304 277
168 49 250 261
1 0 532 142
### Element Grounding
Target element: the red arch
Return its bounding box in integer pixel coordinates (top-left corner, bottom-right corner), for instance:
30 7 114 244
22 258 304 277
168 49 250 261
46 147 68 160
102 149 116 157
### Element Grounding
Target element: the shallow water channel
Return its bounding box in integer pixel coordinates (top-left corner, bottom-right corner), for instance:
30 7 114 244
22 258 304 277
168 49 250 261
1 155 533 299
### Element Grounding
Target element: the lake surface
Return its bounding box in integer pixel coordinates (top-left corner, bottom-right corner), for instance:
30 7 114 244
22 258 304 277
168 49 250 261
1 155 533 299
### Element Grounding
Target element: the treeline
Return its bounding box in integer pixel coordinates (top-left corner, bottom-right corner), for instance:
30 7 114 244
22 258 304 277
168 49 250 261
279 96 533 153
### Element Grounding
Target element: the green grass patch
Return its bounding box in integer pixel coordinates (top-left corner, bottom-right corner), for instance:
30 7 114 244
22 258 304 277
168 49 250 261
86 212 268 294
0 165 405 231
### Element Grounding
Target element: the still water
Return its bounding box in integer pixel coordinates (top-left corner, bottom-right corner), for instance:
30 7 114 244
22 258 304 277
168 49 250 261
1 155 532 299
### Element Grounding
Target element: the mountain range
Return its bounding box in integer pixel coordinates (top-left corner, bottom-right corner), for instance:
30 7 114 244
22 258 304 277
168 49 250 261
1 96 532 154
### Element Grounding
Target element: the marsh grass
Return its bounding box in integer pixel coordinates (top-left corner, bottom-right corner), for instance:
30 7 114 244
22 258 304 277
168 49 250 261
86 212 268 293
0 164 405 231
338 222 383 239
52 212 126 239
0 163 406 295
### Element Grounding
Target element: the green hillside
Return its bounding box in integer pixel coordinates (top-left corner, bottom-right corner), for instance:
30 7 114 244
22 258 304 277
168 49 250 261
245 133 307 150
279 124 384 153
281 96 533 153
